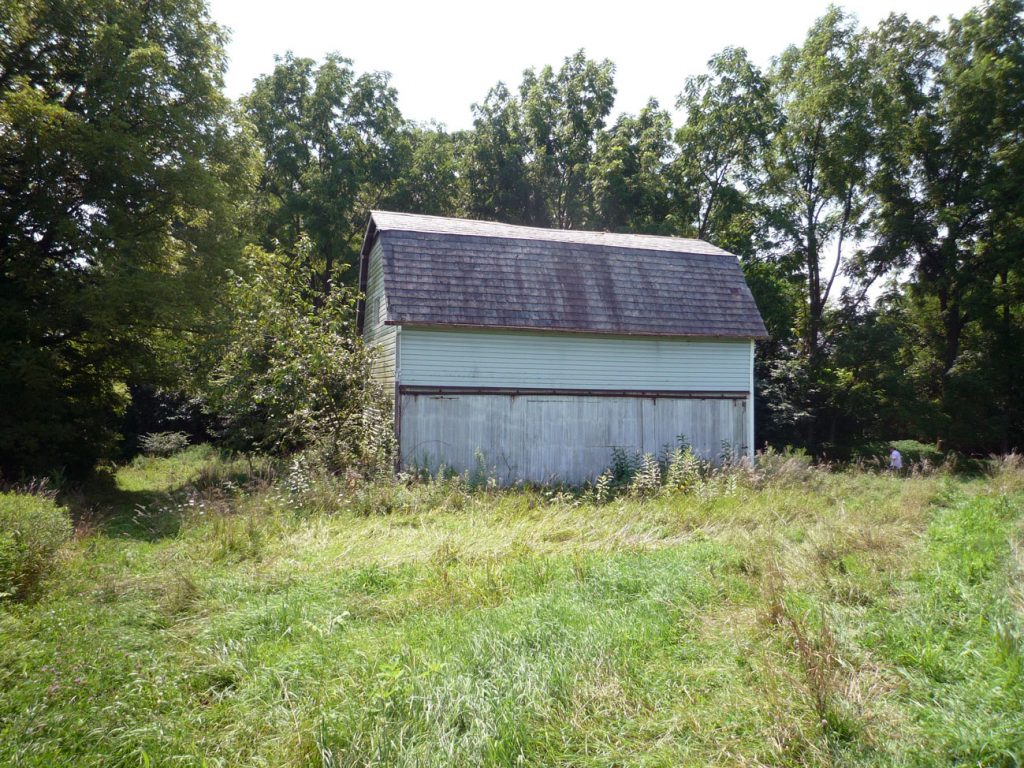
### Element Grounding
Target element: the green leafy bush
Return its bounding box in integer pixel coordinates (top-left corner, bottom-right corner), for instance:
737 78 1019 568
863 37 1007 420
756 445 817 483
0 492 72 601
889 440 943 465
852 440 944 467
139 431 190 457
201 242 393 475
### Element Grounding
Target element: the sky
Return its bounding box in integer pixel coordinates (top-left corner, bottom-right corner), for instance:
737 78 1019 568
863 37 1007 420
209 0 975 130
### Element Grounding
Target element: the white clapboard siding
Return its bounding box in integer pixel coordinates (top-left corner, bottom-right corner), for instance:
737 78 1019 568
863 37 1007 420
399 393 749 484
363 241 397 392
399 328 750 391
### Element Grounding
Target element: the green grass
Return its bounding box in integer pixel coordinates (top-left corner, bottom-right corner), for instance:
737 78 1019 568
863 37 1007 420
1 450 1022 767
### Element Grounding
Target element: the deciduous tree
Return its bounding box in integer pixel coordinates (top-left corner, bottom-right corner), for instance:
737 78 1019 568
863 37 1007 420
0 0 251 476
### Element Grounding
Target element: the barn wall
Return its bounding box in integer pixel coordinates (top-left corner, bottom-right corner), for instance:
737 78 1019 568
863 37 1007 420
363 240 397 392
399 328 750 391
399 392 749 485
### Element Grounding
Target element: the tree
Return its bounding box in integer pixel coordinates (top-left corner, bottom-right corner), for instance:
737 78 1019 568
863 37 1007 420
202 239 390 471
767 8 874 364
243 53 403 297
385 123 466 217
520 51 616 229
0 0 251 476
464 82 540 225
867 0 1024 449
590 99 677 234
761 8 876 446
674 47 777 250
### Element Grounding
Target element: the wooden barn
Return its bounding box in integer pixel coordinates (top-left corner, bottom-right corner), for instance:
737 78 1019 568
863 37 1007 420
357 211 768 484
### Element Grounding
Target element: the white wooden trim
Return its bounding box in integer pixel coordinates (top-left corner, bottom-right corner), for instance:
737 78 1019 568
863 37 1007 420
748 339 755 462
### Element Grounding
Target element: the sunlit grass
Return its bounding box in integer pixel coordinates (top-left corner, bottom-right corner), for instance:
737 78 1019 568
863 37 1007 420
0 452 1021 766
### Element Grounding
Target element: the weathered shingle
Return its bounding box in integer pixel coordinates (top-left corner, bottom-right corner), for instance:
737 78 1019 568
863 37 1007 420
360 211 769 340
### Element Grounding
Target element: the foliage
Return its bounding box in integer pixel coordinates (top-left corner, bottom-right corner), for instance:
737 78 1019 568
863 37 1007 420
590 99 677 234
243 52 404 297
519 50 617 228
760 8 876 448
138 432 191 458
200 240 392 473
385 123 467 217
0 490 71 601
0 0 255 477
865 1 1024 451
464 82 535 224
119 386 212 459
852 439 944 466
674 47 777 247
4 0 1024 478
664 445 704 492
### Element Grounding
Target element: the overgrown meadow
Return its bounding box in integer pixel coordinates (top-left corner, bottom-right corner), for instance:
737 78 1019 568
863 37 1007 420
1 447 1022 766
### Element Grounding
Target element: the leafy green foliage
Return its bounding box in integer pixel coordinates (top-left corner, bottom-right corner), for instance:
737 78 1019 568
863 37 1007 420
866 1 1024 450
243 52 403 296
464 82 536 224
759 9 876 448
385 123 467 216
465 50 616 228
852 439 944 466
0 0 254 477
201 240 391 472
3 0 1023 479
590 99 677 233
0 491 71 601
138 432 190 458
519 51 617 228
675 47 777 248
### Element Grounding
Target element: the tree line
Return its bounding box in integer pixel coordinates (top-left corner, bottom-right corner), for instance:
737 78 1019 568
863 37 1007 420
2 0 1022 477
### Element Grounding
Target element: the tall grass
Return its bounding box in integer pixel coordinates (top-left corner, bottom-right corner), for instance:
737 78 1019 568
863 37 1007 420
0 449 1021 766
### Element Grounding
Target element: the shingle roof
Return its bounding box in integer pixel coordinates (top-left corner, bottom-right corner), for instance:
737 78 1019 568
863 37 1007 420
360 211 769 340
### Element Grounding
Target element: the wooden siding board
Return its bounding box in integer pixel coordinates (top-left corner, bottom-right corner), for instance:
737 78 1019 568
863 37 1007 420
399 393 748 484
363 241 397 392
400 328 751 392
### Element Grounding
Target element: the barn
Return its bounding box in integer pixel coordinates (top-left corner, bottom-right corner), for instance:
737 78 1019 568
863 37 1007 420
357 211 769 484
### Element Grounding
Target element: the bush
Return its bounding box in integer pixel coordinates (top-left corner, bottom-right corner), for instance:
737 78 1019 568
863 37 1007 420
756 446 817 484
201 242 393 475
889 439 944 465
139 431 190 457
851 439 944 467
0 492 72 601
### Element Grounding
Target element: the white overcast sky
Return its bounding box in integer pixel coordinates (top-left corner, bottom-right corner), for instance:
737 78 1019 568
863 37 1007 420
210 0 974 130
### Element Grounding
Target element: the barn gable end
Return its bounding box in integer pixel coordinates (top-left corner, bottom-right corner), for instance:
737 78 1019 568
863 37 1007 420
357 211 766 484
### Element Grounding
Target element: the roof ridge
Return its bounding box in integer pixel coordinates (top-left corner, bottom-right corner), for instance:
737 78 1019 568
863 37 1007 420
369 210 734 257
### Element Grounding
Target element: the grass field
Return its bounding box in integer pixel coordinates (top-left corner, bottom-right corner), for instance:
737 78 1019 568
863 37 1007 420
1 446 1022 767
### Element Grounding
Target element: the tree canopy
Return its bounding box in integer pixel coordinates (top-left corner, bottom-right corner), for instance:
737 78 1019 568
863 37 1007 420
2 0 1022 477
1 0 253 475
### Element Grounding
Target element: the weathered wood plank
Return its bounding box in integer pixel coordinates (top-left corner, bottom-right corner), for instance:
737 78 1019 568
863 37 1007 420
399 393 749 485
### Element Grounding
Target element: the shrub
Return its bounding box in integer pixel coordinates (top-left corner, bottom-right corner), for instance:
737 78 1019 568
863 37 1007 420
665 446 703 492
201 242 394 475
852 440 943 467
890 439 943 465
628 453 662 497
756 446 817 484
0 492 72 601
139 431 190 457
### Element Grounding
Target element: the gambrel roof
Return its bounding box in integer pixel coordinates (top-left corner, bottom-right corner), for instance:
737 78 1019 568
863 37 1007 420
358 211 769 340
